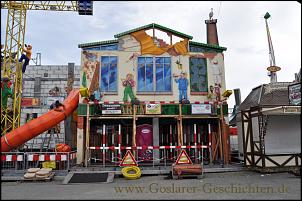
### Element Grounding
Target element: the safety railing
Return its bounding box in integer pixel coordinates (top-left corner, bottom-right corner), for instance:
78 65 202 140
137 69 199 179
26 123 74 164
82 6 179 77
1 151 77 175
1 152 26 173
88 145 208 167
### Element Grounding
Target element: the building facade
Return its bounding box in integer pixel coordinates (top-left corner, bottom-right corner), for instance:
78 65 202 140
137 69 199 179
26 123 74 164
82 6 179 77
76 21 230 167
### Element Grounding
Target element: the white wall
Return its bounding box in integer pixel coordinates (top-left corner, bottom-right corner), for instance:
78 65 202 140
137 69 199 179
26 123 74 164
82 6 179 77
265 115 301 154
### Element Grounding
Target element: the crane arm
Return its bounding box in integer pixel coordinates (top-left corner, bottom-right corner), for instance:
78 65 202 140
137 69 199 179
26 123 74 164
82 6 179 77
1 1 78 11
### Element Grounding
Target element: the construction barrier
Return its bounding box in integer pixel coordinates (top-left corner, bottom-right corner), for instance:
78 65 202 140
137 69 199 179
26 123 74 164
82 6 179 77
1 152 26 173
1 151 77 175
87 122 215 167
88 145 209 167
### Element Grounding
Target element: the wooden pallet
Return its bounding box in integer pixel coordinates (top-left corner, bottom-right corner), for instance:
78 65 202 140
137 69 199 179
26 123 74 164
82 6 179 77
22 172 55 182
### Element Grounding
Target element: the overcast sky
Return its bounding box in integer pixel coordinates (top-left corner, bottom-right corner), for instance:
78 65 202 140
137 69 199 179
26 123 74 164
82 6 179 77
1 1 301 107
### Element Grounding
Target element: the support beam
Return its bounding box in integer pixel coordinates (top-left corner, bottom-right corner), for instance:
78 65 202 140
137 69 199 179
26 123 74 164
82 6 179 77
153 118 159 165
84 103 90 167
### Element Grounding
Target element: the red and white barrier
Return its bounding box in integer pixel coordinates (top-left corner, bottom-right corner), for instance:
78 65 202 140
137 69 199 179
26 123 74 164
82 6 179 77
98 101 223 105
1 154 24 162
1 152 77 162
89 145 208 150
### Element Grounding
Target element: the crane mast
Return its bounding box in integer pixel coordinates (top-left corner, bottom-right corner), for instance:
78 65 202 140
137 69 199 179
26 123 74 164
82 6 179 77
1 1 93 137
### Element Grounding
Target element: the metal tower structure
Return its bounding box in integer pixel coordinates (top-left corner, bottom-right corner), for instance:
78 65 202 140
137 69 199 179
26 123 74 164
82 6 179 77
264 12 281 83
1 1 93 136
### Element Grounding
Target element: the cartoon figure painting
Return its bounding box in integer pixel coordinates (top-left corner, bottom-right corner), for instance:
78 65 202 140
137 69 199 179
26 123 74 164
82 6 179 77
207 85 216 101
81 50 100 96
173 71 189 102
1 77 13 109
212 60 222 101
121 73 136 102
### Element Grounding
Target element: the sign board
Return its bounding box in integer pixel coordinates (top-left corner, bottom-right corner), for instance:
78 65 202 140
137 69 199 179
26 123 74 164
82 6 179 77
267 65 281 72
288 82 301 106
283 106 301 114
101 104 121 114
145 104 161 114
119 150 138 167
191 104 212 114
21 98 40 107
175 149 193 165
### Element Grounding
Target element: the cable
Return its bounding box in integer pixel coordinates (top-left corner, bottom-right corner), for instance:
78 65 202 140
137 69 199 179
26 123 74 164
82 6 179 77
121 166 141 179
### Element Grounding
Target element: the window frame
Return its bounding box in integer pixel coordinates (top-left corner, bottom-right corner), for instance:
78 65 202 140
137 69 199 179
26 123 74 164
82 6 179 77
100 55 118 94
136 56 172 95
189 57 208 95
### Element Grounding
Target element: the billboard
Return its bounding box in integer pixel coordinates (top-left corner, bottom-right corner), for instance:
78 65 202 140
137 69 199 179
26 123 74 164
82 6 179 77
101 104 122 114
288 82 301 106
191 104 212 114
145 104 161 114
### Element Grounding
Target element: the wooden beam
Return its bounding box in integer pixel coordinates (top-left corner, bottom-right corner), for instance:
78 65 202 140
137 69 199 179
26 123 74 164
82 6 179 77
178 104 183 145
85 103 90 167
132 104 137 158
132 105 137 147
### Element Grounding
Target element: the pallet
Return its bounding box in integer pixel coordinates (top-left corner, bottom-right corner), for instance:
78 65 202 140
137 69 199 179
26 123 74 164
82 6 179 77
22 172 55 182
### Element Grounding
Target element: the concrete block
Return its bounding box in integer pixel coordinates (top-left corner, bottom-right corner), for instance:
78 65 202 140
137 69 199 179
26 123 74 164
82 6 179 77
59 74 67 78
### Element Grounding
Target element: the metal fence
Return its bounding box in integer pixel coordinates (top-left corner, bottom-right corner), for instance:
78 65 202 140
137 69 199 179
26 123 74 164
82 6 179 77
1 151 76 175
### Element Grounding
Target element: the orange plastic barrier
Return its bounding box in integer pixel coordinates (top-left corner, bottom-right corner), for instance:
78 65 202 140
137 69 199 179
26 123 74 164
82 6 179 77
1 89 79 152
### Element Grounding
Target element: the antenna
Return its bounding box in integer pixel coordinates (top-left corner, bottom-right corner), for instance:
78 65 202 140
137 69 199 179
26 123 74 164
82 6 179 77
264 12 281 83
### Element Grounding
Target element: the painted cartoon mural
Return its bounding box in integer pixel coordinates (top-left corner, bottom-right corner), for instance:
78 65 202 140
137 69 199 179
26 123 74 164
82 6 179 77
1 77 13 109
211 59 222 101
173 71 189 102
79 24 226 104
207 85 216 101
121 73 136 102
81 50 100 96
49 86 60 96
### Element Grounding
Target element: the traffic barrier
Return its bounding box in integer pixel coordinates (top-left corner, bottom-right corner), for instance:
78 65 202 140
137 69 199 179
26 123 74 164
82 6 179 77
1 151 77 174
1 152 26 173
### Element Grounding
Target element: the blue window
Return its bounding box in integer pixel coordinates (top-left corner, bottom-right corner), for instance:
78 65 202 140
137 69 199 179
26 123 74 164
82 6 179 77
137 57 171 92
82 44 118 51
189 57 207 93
100 56 117 92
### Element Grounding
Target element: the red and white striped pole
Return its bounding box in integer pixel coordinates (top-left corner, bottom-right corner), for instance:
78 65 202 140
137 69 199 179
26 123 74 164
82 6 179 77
169 125 172 154
111 126 114 163
208 123 212 164
102 124 106 167
118 124 121 163
194 124 197 163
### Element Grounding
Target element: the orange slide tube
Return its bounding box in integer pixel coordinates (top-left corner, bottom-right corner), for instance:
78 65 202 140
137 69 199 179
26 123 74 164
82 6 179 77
1 89 80 152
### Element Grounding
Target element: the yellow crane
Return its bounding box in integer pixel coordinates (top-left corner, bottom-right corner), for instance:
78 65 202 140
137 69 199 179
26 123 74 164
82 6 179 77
1 1 93 136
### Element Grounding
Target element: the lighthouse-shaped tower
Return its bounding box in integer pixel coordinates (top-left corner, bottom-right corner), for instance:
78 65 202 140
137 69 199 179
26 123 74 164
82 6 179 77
264 12 281 83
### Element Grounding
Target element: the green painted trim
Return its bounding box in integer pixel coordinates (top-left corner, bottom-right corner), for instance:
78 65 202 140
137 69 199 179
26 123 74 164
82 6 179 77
114 23 193 39
78 39 119 48
189 41 227 51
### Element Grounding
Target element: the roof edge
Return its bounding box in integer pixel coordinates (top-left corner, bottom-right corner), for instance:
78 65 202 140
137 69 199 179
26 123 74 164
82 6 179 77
114 23 193 40
78 39 119 48
189 41 227 51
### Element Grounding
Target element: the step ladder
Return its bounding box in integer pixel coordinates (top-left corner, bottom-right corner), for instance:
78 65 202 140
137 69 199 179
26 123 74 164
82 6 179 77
39 126 60 152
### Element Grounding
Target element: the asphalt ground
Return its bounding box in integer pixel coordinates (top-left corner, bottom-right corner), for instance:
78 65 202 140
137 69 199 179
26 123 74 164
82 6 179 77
1 171 301 200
